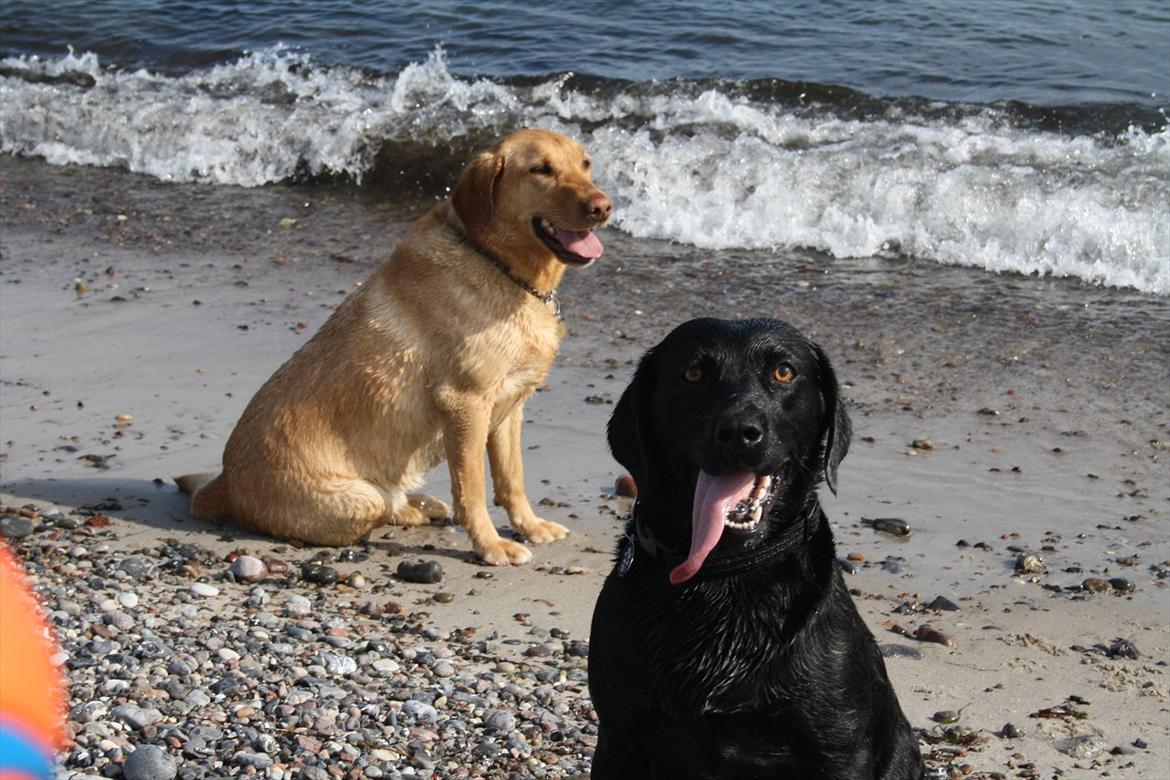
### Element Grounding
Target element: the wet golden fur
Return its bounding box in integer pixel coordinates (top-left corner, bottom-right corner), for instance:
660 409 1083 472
178 129 610 564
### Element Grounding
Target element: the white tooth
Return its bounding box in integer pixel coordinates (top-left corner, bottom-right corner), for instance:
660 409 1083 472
750 505 763 524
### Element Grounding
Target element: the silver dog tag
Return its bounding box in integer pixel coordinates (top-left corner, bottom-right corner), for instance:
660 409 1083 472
617 532 635 577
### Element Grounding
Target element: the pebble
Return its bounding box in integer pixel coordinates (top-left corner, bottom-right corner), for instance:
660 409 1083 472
913 625 955 647
371 658 401 675
318 652 357 676
1056 735 1106 759
1106 638 1140 660
433 592 455 604
1015 553 1045 574
119 556 156 579
484 708 517 732
301 563 340 585
110 703 164 729
878 643 922 660
285 594 312 616
925 595 960 612
122 744 177 780
261 555 290 574
230 555 268 582
233 750 274 768
1082 577 1112 593
189 582 219 597
105 611 135 630
396 560 443 584
862 517 911 536
0 516 36 539
1108 577 1134 593
402 700 438 724
1001 723 1021 739
117 591 139 608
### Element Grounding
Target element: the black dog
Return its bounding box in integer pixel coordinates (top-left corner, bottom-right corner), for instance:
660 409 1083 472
588 318 923 779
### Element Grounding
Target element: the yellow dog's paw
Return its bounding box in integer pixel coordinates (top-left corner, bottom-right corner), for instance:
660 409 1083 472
390 504 431 527
477 538 533 566
514 517 569 545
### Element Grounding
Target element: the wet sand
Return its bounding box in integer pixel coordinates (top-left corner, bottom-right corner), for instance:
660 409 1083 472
1 156 1168 778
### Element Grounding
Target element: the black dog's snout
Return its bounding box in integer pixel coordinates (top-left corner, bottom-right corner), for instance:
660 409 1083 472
713 410 767 458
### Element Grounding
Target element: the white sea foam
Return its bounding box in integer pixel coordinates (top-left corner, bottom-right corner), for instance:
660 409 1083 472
1 47 1167 294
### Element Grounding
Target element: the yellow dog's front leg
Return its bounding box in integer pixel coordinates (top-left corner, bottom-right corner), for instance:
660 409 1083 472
435 386 533 565
488 402 569 545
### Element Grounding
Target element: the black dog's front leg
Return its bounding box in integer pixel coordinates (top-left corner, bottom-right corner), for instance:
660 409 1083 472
591 722 653 779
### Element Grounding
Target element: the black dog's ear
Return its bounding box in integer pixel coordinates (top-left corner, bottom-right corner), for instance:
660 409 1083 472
812 342 852 495
607 349 657 492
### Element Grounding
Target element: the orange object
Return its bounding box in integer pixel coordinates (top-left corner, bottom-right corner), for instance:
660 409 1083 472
0 543 66 779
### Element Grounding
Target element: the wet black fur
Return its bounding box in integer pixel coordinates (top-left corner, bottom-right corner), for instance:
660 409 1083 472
588 318 923 779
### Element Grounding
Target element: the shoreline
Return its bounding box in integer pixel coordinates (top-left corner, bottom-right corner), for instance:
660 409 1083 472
1 156 1168 778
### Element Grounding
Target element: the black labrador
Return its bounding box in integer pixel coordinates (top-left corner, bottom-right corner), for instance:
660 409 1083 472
588 318 923 779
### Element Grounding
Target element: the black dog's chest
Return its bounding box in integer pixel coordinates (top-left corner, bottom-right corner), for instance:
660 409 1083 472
605 570 820 716
646 713 819 779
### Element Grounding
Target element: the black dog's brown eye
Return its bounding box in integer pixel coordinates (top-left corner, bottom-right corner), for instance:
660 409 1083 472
684 366 703 383
773 364 796 383
531 162 554 176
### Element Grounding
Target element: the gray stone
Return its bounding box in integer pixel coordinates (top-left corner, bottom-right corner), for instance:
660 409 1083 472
184 688 211 707
285 594 312 616
483 708 516 732
0 516 36 539
105 610 135 630
233 750 274 768
119 556 156 579
230 555 268 582
189 582 219 597
1057 735 1107 760
318 652 357 676
401 700 438 724
371 658 401 675
123 744 177 780
71 700 108 724
110 703 164 729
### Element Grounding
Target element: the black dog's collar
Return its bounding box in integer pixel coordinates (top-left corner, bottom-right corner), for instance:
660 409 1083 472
620 498 818 583
455 231 563 321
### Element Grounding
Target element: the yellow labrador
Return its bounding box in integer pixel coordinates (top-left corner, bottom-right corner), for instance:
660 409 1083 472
177 129 611 564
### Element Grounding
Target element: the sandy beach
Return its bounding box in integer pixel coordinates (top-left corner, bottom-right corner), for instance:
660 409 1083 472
1 154 1168 778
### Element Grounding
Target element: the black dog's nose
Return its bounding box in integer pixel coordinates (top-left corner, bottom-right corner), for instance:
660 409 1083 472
714 411 767 455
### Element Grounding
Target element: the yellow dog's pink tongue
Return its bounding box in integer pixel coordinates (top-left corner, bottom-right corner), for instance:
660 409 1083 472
669 470 756 585
554 228 604 259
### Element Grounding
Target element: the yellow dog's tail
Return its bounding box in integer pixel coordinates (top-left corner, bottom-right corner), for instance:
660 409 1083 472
174 472 232 521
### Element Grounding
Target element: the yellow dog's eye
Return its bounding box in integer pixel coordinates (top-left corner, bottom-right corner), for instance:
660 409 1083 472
683 366 703 383
583 158 592 170
531 162 554 176
773 364 796 383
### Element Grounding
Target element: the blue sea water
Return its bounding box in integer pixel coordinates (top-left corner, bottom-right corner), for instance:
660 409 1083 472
1 1 1168 292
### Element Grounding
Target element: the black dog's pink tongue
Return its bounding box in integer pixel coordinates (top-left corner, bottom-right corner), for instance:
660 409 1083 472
669 470 756 585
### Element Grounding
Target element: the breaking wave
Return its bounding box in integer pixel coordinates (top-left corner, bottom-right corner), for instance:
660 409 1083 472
2 47 1167 294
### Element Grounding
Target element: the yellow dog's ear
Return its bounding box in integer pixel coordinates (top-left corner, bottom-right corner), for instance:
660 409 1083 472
451 149 505 241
